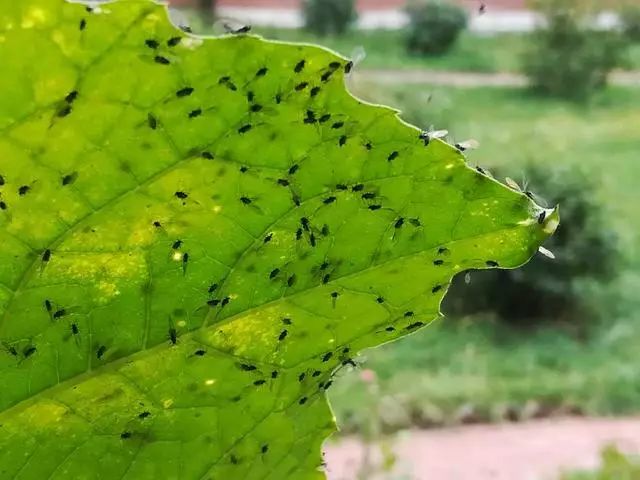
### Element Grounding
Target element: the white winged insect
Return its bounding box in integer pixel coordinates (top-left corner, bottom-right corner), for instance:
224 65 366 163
419 128 448 146
454 138 480 152
538 245 556 259
504 175 548 207
214 17 252 35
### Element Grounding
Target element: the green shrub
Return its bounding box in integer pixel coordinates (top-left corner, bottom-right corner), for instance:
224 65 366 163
302 0 357 36
445 162 618 329
523 1 628 101
621 5 640 42
405 0 468 55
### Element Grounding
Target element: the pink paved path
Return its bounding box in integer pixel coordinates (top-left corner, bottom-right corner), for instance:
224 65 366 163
324 417 640 480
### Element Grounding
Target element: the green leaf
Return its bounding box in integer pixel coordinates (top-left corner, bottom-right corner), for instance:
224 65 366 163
0 0 558 478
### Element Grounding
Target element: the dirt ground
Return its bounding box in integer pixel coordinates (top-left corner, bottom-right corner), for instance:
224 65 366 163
324 417 640 480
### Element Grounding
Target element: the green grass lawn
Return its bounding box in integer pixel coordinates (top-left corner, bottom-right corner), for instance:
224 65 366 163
327 85 640 433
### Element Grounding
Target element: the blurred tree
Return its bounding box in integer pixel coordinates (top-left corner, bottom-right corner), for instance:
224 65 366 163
198 0 215 25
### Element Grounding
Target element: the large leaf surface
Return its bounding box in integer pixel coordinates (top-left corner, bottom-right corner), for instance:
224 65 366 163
0 1 558 478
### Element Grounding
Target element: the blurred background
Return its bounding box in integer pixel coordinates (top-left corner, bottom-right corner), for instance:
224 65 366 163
169 0 640 478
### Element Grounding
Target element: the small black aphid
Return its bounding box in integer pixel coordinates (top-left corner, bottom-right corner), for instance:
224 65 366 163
343 347 351 353
322 274 330 284
42 249 52 263
269 268 280 279
323 380 333 390
174 191 188 200
271 370 279 378
167 36 181 47
331 122 344 129
62 172 78 186
385 326 395 332
361 192 375 200
153 220 163 228
168 327 177 345
409 218 422 227
388 151 399 162
432 285 443 293
298 372 306 382
221 296 230 307
0 174 4 185
365 142 373 150
261 445 269 454
120 432 132 440
299 397 308 405
336 183 347 191
300 217 310 231
322 352 333 362
79 18 86 30
194 349 206 356
238 124 252 134
438 247 449 254
344 61 354 73
23 346 37 358
295 82 308 91
376 296 385 304
538 211 547 224
304 110 316 124
275 93 282 104
19 185 30 196
486 260 499 267
282 317 292 325
145 39 159 49
57 105 72 118
320 71 333 82
323 196 336 204
310 86 321 97
319 114 331 123
139 411 151 419
96 345 107 359
368 205 382 211
277 178 289 186
406 322 425 330
404 311 414 317
0 201 7 210
154 55 170 65
172 239 183 250
312 370 322 377
329 61 341 70
256 66 268 77
289 164 299 175
201 151 214 160
332 292 339 299
309 233 316 247
320 261 330 270
207 299 220 307
296 228 303 240
240 196 252 205
247 92 255 102
71 323 79 335
176 87 194 98
321 224 329 236
65 90 78 103
342 359 357 367
264 233 273 243
253 379 266 386
352 184 364 192
339 135 347 147
147 113 158 130
395 217 405 229
208 283 218 293
230 454 239 465
475 166 485 174
279 330 288 341
53 309 66 320
287 275 296 287
250 104 263 113
239 363 257 371
239 166 249 173
6 345 18 356
294 59 306 73
44 299 52 313
433 259 444 266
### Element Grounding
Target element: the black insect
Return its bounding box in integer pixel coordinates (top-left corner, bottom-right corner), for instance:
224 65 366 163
376 296 385 304
323 381 333 390
62 172 78 186
238 124 252 134
168 327 178 345
264 233 273 243
194 349 206 356
240 196 252 205
42 249 52 263
172 240 183 250
432 285 443 293
321 71 333 83
339 135 347 147
261 445 269 454
167 36 181 47
0 201 6 210
319 114 331 123
289 164 299 175
154 55 170 65
57 105 72 118
394 217 404 229
221 297 230 307
321 224 329 236
18 185 30 196
120 431 132 439
329 61 341 70
269 268 280 279
433 259 444 266
182 253 189 275
253 379 266 386
368 205 382 211
250 104 263 112
65 90 78 104
53 309 67 320
361 192 376 200
296 228 303 240
71 323 79 335
96 345 107 359
323 196 336 205
320 261 330 270
282 318 292 325
256 67 268 77
139 411 151 419
331 122 344 129
310 86 321 97
404 311 414 317
406 322 425 331
352 184 364 192
201 151 214 160
279 330 288 341
300 217 310 231
438 247 449 255
207 299 220 307
486 260 499 267
275 93 282 104
230 454 239 465
0 174 4 185
176 87 194 97
287 275 296 287
342 358 357 367
239 166 249 173
538 211 546 224
271 371 279 378
79 18 86 30
298 372 306 382
409 218 422 227
295 82 308 91
294 59 306 73
208 283 218 294
365 142 373 150
239 363 257 371
322 274 330 284
345 61 354 73
312 370 322 377
304 110 316 124
322 352 333 362
277 178 289 186
385 326 395 332
299 397 308 405
23 346 37 358
145 39 159 49
387 151 399 162
224 23 251 34
147 113 158 129
44 299 52 314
